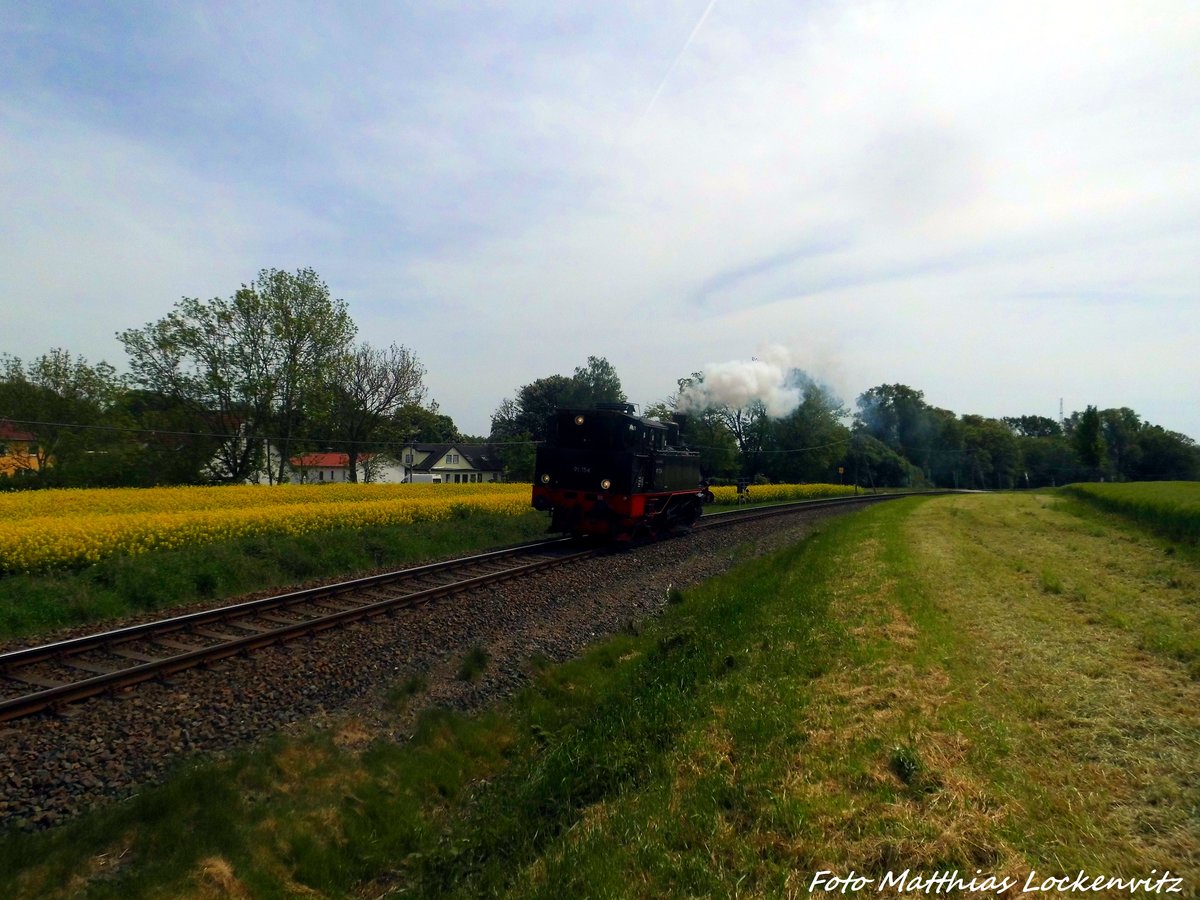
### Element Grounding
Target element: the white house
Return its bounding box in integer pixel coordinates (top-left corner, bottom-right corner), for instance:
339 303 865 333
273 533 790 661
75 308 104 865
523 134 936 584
398 443 504 484
289 452 407 484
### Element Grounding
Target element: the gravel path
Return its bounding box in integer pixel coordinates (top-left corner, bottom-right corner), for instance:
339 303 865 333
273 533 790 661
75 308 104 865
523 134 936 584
0 506 856 832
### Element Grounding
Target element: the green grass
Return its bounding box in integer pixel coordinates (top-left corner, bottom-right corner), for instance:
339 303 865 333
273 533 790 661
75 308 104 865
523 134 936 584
0 510 549 642
457 644 491 681
1063 481 1200 546
3 493 1197 897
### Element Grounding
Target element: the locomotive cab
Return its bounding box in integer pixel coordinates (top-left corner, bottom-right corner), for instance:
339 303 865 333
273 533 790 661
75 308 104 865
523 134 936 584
532 403 709 539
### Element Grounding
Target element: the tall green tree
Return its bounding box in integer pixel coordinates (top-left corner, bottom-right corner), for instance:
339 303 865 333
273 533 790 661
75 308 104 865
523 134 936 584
489 357 627 480
758 379 850 483
114 389 226 485
0 349 125 486
960 415 1021 489
1099 407 1142 480
855 384 938 476
846 430 920 488
1015 434 1080 487
1133 425 1200 480
1071 405 1106 477
253 268 356 482
119 268 356 483
491 360 623 442
570 356 625 405
1003 415 1063 438
384 401 461 445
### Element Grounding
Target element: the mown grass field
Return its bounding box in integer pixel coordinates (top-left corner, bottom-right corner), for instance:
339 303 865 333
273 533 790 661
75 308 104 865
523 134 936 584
3 489 1196 897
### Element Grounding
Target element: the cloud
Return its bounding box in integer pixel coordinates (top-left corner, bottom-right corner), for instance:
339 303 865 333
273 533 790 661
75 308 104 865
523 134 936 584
1 0 1198 440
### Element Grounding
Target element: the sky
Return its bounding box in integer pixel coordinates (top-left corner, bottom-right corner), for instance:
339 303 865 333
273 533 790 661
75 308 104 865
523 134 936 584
2 1 1198 440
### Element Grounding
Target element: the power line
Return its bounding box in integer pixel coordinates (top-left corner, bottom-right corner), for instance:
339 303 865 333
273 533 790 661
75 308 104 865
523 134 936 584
0 417 543 449
2 415 853 456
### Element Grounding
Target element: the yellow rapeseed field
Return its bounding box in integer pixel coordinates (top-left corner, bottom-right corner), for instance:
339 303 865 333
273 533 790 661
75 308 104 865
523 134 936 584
707 483 857 505
0 481 858 574
0 483 531 574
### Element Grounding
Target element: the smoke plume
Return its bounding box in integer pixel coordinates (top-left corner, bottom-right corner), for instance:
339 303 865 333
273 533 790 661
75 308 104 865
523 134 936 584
677 345 805 418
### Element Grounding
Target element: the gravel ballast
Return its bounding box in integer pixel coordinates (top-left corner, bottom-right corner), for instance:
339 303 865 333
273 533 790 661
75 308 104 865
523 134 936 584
0 505 862 832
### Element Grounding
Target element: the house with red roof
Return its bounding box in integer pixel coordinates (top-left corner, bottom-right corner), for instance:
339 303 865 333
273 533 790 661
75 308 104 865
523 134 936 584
288 451 406 484
0 420 41 477
289 443 504 485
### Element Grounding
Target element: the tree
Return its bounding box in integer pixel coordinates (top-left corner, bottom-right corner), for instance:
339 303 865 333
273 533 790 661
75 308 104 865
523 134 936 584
856 384 937 476
758 378 850 483
323 342 426 482
0 349 124 486
670 370 770 473
385 401 461 445
925 407 966 488
1070 405 1106 477
570 356 625 405
846 430 920 488
1133 425 1200 481
119 268 356 483
1003 415 1063 438
114 388 226 485
489 357 627 480
490 375 577 445
1016 434 1080 487
960 415 1020 489
253 268 356 482
1099 407 1142 480
491 356 627 442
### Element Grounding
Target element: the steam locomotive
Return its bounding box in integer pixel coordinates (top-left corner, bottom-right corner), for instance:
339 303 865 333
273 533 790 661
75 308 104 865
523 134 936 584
531 402 713 539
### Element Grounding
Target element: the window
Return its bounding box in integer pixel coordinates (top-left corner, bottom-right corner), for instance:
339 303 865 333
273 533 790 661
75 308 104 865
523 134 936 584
405 453 413 464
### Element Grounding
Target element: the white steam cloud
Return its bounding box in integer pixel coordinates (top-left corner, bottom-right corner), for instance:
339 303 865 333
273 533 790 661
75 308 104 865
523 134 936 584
677 345 804 418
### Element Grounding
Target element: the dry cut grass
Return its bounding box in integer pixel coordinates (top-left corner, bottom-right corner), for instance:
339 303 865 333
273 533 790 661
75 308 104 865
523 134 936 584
899 494 1200 880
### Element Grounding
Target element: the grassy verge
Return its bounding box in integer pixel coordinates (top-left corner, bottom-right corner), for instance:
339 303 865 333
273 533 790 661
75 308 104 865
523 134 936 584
2 493 1197 897
0 509 549 641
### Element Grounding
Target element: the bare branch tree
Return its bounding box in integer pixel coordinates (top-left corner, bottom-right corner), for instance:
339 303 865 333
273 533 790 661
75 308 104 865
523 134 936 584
326 343 426 482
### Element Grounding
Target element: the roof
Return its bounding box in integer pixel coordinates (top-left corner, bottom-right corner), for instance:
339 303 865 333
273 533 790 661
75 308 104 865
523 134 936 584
290 452 375 469
405 443 501 472
0 420 36 443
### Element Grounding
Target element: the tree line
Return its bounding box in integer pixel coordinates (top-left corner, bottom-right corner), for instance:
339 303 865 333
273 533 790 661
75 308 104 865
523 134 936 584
489 366 1199 488
0 269 456 488
3 268 1197 489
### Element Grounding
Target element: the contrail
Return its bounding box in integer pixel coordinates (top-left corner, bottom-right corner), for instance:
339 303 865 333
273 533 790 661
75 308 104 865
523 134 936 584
641 0 717 120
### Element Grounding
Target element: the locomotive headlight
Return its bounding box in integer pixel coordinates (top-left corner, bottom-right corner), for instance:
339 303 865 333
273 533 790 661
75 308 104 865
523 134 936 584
574 415 585 425
540 474 551 484
600 478 612 490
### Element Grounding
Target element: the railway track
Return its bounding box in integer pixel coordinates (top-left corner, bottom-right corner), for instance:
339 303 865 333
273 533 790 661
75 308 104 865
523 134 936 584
0 492 912 724
0 538 597 723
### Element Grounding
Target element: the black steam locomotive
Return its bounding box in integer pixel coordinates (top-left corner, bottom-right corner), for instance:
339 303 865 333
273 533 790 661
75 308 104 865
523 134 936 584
531 403 712 539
